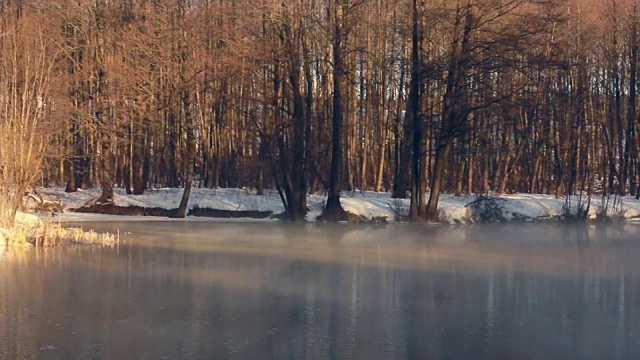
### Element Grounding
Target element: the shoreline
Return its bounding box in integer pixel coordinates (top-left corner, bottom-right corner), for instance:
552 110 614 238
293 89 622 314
34 187 640 225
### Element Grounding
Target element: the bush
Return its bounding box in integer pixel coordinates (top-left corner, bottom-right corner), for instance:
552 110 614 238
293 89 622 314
387 198 409 222
595 194 626 222
561 194 591 222
466 195 507 223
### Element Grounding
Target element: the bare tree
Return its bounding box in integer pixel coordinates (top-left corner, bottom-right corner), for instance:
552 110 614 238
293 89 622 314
0 7 58 227
322 0 366 221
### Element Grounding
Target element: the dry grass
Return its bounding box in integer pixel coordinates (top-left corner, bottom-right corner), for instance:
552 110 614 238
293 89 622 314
2 222 117 247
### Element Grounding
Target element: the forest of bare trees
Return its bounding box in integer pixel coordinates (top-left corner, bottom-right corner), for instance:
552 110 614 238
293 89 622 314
1 0 640 222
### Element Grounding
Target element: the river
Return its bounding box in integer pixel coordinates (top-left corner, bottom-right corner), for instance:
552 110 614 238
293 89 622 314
1 222 640 359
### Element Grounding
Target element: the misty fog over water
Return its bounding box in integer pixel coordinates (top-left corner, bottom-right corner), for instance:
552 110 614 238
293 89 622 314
1 222 640 359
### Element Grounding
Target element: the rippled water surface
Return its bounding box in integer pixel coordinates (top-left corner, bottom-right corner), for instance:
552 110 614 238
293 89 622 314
2 222 640 359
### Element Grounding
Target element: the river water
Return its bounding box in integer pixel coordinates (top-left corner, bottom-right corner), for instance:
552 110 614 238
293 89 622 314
1 222 640 359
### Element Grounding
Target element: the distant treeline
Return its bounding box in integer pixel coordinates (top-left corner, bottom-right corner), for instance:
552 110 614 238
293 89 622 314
1 0 639 222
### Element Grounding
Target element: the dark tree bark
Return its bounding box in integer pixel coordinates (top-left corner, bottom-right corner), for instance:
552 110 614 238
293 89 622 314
175 1 194 219
97 133 115 204
176 92 195 218
408 0 424 221
426 4 472 222
629 4 639 197
283 16 308 222
391 66 409 199
132 127 146 195
322 0 349 221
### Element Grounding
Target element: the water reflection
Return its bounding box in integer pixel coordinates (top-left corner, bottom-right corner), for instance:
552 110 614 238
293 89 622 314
1 222 640 359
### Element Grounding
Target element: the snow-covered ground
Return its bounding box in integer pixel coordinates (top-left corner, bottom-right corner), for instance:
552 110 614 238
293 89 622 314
36 187 640 223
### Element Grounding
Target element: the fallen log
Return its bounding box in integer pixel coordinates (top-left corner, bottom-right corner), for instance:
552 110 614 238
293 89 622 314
71 203 273 219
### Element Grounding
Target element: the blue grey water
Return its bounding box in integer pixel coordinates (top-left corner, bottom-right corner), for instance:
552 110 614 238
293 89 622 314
1 222 640 359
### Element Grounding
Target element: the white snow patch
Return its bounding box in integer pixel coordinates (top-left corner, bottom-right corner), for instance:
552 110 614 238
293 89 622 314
15 212 43 226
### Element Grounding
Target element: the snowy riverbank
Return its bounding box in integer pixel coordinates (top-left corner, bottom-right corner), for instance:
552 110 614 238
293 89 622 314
36 187 640 223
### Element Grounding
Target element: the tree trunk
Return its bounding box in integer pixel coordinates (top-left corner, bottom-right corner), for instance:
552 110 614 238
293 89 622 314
408 0 423 221
289 57 308 221
425 3 472 221
97 135 115 204
426 140 453 222
176 91 195 219
322 3 348 221
132 121 146 195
